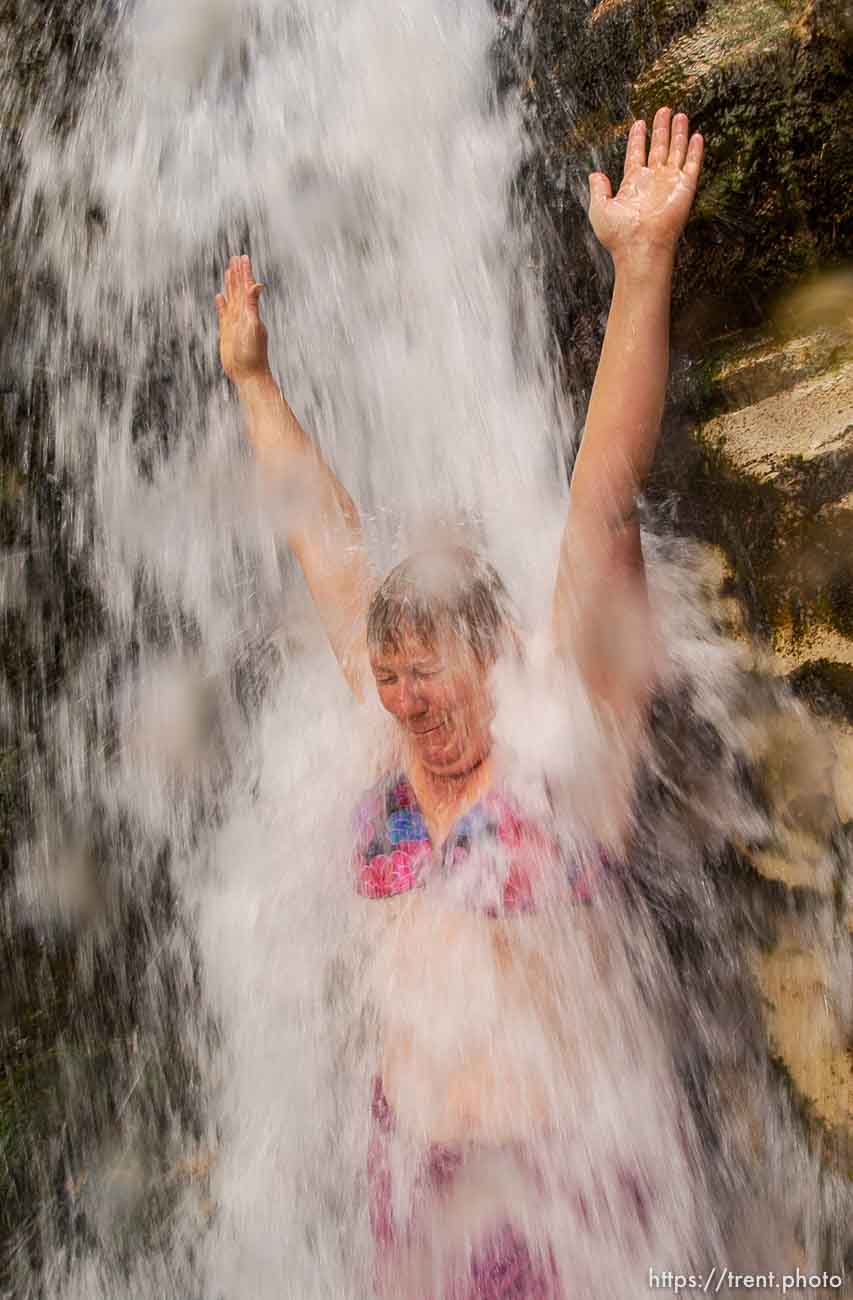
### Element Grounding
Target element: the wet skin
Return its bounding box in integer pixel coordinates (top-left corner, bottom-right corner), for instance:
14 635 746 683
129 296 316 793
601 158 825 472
369 632 497 842
368 631 578 1145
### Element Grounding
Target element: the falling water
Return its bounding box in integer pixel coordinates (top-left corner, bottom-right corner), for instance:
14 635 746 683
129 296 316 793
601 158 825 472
2 1 850 1297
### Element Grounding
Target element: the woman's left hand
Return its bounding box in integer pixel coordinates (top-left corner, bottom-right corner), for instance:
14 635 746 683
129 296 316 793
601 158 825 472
588 106 704 267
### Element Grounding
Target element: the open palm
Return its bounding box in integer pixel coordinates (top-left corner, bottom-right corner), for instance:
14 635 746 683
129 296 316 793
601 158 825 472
589 107 704 261
215 254 268 385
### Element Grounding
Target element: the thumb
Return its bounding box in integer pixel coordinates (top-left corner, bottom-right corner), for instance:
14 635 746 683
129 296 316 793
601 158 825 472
214 293 226 318
588 172 612 204
249 282 265 305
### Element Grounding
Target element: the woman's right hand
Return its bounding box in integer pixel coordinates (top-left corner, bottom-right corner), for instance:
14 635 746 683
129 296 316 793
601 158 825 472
215 253 270 385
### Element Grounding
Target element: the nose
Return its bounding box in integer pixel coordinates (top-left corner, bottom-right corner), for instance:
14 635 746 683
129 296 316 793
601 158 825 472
395 674 427 720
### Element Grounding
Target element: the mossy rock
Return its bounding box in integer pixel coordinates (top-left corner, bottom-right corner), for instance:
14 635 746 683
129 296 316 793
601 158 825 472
528 0 852 389
672 314 853 648
632 0 795 118
789 660 853 724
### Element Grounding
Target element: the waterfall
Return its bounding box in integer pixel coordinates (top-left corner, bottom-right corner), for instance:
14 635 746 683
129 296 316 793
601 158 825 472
2 1 849 1296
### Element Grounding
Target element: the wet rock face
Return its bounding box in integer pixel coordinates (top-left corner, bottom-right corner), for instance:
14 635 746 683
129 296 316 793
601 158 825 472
0 6 214 1287
524 0 851 377
693 305 853 646
526 0 853 1211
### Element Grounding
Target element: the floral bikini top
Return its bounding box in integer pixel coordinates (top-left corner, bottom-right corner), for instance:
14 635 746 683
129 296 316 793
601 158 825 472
352 771 604 915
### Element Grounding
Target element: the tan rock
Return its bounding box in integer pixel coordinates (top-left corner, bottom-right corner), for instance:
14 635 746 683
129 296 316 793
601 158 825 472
709 328 853 411
820 488 853 514
748 709 837 822
746 837 836 896
695 541 735 591
692 542 750 639
735 700 845 892
752 942 853 1152
765 627 853 676
699 359 853 483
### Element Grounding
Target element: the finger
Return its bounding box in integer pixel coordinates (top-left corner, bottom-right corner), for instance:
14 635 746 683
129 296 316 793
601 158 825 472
231 254 245 297
624 118 647 173
683 131 704 185
240 254 252 288
668 112 689 169
214 293 226 317
648 105 672 168
225 258 238 299
588 172 613 204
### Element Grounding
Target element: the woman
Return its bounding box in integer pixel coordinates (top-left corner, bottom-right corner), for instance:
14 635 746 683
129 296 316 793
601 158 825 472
216 107 705 1298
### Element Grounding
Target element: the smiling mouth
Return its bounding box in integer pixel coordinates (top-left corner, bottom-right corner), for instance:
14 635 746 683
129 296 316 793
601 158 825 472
411 721 445 736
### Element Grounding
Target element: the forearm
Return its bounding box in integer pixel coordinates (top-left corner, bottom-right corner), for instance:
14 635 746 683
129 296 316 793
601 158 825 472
553 252 672 751
571 250 674 521
238 368 371 684
237 368 313 465
236 368 362 547
217 255 371 690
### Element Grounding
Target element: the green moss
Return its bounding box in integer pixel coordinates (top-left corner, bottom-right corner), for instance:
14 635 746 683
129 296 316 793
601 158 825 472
0 467 24 506
633 0 796 116
564 105 623 153
648 0 711 43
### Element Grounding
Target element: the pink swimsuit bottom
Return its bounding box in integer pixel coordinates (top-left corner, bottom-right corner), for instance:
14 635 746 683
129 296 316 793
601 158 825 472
367 1073 565 1299
351 773 647 1299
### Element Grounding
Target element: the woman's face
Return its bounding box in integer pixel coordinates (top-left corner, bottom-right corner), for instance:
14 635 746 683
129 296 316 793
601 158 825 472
370 631 494 776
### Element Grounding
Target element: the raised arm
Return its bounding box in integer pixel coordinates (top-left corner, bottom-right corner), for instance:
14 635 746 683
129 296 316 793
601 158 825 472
553 108 703 716
216 255 371 695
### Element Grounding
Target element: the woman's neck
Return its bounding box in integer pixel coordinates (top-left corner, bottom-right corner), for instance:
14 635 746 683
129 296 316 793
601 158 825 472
406 747 494 826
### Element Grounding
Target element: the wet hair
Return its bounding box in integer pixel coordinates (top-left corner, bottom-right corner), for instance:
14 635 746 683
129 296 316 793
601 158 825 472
367 546 519 667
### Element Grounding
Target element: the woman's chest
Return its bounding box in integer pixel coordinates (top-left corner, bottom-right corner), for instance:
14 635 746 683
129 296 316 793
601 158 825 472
352 773 558 914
